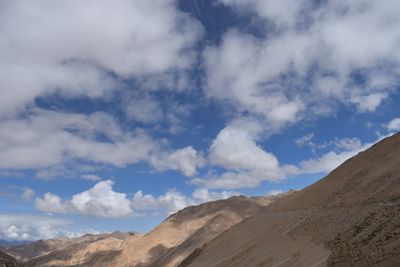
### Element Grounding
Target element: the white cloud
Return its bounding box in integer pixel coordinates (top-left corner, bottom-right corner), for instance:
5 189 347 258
0 109 204 177
0 110 153 169
387 118 400 132
208 119 279 173
191 188 238 203
21 188 35 202
80 174 102 182
299 150 359 175
295 133 314 147
123 93 164 124
351 93 388 112
132 189 194 215
0 1 207 179
193 119 379 189
35 193 68 214
0 0 202 117
334 137 363 151
0 214 74 241
193 119 291 189
70 180 132 218
297 135 364 152
132 188 238 215
35 180 238 218
203 30 305 127
157 189 195 214
35 180 132 218
205 0 400 128
296 137 377 175
150 146 205 177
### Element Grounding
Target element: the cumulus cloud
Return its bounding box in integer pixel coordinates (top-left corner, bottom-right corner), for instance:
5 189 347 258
0 0 202 117
205 0 400 128
208 119 279 173
35 180 132 218
0 214 79 241
70 180 132 218
35 180 238 218
193 119 293 189
132 188 238 215
150 146 205 177
193 119 378 189
387 118 400 132
35 193 68 214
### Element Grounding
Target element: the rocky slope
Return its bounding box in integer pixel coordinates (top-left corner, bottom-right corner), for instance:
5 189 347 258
23 194 283 267
5 231 134 263
0 251 22 267
183 133 400 266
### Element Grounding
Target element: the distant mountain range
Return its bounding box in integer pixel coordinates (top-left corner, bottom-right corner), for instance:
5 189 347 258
1 132 400 266
0 240 29 248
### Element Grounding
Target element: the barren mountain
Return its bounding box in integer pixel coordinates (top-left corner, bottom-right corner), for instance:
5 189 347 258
23 194 285 267
4 133 400 266
184 133 400 266
24 233 139 267
0 250 22 267
5 231 133 263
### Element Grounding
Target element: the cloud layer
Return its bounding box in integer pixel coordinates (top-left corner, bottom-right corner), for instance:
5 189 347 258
0 109 204 177
204 0 400 128
35 180 238 218
0 0 202 117
0 214 94 241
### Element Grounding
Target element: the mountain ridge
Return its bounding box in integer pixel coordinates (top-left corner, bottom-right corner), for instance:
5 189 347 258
183 132 400 266
2 133 400 266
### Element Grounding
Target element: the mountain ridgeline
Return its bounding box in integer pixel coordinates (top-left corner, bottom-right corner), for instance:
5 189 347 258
1 132 399 266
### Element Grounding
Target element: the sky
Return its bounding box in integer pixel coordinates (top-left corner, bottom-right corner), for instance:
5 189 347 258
0 0 400 241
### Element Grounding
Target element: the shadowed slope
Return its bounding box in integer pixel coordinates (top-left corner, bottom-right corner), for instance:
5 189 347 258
186 133 400 267
0 250 22 267
108 196 276 267
273 132 400 210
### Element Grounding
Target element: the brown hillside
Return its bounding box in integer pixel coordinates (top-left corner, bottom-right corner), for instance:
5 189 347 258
24 195 284 267
186 133 400 266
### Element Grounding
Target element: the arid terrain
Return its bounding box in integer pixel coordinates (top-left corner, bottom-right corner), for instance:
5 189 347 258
1 133 400 266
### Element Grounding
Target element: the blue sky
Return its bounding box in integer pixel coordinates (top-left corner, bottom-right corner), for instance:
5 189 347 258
0 0 400 240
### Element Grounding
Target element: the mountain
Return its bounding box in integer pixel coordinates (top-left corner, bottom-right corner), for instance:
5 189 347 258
0 250 22 267
24 232 137 267
182 132 400 266
23 194 286 267
5 133 400 266
5 231 134 263
0 240 29 248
